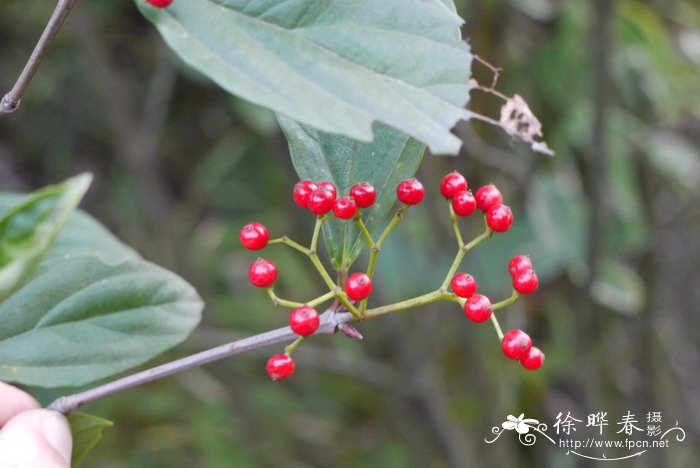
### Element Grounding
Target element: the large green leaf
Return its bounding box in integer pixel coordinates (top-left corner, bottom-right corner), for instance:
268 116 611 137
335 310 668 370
0 174 91 300
0 192 203 388
137 0 471 155
67 412 113 466
281 117 425 271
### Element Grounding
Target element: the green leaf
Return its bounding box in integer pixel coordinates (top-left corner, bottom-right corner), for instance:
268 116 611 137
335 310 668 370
281 117 425 271
591 258 646 316
0 174 92 300
67 412 113 467
0 188 203 388
137 0 471 155
0 254 202 387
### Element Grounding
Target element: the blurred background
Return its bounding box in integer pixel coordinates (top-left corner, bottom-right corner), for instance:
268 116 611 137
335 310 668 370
1 0 699 466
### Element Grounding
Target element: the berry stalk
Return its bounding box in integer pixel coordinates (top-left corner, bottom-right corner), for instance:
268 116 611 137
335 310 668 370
492 290 520 311
439 222 492 291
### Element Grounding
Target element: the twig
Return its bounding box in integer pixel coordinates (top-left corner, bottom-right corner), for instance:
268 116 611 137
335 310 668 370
46 310 354 413
473 55 502 91
1 0 79 114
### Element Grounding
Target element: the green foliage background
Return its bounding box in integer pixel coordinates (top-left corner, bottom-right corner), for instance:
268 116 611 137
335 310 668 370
1 0 699 466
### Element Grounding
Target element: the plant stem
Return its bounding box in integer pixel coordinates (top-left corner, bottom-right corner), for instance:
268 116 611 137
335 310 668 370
363 289 453 319
46 310 354 414
492 290 519 311
269 235 336 291
489 313 504 340
310 216 324 253
354 215 376 248
1 0 79 114
375 205 408 248
439 225 492 290
358 205 408 314
449 203 465 248
266 288 304 308
336 292 361 319
285 336 304 355
307 216 337 290
307 290 337 308
268 236 308 255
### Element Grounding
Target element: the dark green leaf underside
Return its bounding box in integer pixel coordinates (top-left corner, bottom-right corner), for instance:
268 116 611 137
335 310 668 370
281 118 425 270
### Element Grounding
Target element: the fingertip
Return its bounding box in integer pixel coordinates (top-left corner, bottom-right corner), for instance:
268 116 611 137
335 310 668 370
0 409 72 467
0 381 41 426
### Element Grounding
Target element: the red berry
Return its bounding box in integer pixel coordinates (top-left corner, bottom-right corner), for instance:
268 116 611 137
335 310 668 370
266 354 295 380
520 346 545 370
248 258 278 287
508 255 533 278
501 329 532 360
146 0 173 7
293 180 318 208
333 196 358 219
345 272 373 301
475 184 503 212
463 294 493 322
440 171 468 198
239 222 269 250
317 181 338 200
349 181 377 208
307 186 335 215
396 178 425 205
451 273 477 298
513 269 538 295
486 204 513 232
451 190 476 217
289 306 320 336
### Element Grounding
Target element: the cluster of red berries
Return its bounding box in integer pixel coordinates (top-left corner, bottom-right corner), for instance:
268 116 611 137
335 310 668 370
448 256 542 370
242 172 545 380
440 171 513 232
292 180 376 218
241 179 382 380
145 0 173 8
440 171 543 370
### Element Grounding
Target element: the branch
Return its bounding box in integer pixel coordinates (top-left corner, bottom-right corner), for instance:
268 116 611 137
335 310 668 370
1 0 79 114
47 310 354 413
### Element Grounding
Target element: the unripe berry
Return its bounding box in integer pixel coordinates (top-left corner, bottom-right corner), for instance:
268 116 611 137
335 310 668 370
520 346 545 370
508 255 532 278
239 222 269 250
486 204 513 232
501 329 532 360
317 181 338 200
345 272 373 301
289 306 320 336
450 273 477 298
333 196 358 219
307 186 335 215
513 269 538 295
464 294 493 322
146 0 173 7
349 181 377 208
293 180 318 208
266 354 295 380
396 178 425 205
451 190 476 217
440 171 468 198
475 184 503 212
248 258 278 287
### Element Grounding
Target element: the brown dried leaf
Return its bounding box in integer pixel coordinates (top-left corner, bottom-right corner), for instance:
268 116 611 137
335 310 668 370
499 94 554 156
